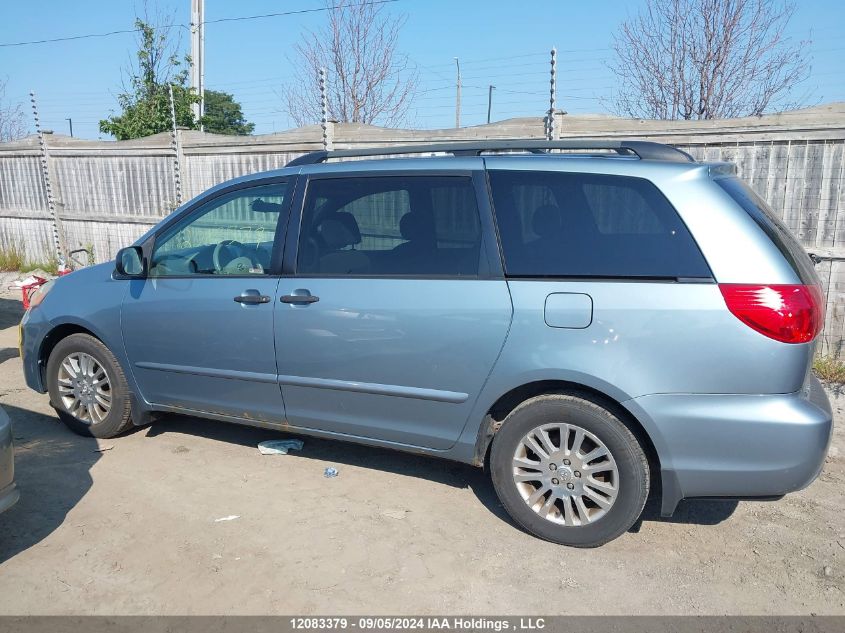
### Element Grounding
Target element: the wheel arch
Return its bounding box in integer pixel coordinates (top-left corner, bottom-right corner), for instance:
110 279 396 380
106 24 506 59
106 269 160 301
39 320 151 428
473 379 664 506
38 323 101 386
38 319 136 400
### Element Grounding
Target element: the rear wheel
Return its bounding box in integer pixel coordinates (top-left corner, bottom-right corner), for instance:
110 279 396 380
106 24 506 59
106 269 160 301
46 333 133 438
490 393 649 547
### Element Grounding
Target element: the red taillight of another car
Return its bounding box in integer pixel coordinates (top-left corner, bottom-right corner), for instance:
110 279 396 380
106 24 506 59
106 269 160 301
719 284 825 344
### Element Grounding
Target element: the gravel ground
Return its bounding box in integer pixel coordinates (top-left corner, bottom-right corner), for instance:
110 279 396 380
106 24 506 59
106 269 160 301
0 282 842 615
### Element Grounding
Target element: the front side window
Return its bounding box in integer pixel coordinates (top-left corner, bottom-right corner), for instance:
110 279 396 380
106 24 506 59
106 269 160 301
150 182 288 277
297 175 482 277
488 170 711 279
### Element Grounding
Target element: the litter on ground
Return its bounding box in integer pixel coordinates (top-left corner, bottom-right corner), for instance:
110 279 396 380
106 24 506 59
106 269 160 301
214 515 240 523
324 467 339 478
381 509 408 520
257 439 304 455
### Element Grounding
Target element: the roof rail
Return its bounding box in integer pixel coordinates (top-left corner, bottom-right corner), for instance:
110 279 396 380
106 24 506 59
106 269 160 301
285 139 695 167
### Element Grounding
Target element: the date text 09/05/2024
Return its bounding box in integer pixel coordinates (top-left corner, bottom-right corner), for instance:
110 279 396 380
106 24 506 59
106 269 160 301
289 617 547 630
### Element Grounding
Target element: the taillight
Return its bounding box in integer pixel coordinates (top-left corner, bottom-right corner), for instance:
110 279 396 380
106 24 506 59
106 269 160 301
719 284 824 344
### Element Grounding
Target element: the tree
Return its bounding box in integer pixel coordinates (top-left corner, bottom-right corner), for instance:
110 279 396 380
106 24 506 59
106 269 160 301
610 0 809 120
0 78 26 143
202 90 255 135
284 0 418 127
100 16 198 139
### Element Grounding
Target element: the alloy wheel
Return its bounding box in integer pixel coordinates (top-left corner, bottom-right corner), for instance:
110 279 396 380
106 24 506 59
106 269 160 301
511 422 619 526
56 352 112 425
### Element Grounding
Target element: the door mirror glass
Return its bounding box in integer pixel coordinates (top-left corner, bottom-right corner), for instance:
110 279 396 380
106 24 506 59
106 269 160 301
115 246 145 277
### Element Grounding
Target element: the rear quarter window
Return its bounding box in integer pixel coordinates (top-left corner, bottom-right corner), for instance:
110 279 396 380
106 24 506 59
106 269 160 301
715 177 819 285
488 170 711 279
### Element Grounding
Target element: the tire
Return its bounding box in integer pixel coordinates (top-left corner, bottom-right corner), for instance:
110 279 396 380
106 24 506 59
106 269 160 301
490 393 649 547
46 333 134 439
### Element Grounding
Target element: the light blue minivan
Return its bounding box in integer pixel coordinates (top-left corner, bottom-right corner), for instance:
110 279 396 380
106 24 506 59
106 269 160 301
20 140 832 546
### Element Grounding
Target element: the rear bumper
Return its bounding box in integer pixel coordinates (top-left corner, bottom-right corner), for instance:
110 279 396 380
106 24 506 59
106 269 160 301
0 483 19 515
0 407 18 514
625 375 833 516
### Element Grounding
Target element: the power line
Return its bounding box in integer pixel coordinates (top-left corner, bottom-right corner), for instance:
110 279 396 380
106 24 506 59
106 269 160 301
203 0 399 25
0 0 402 48
0 27 150 48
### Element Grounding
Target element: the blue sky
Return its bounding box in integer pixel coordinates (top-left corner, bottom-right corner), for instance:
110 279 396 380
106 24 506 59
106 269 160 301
1 0 843 139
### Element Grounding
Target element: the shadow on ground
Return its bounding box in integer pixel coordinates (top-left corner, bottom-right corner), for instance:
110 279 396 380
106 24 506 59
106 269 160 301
638 496 738 527
0 298 23 331
146 413 738 534
0 403 98 565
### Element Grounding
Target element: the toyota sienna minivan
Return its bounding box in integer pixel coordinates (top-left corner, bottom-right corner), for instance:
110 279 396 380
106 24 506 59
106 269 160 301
20 140 832 547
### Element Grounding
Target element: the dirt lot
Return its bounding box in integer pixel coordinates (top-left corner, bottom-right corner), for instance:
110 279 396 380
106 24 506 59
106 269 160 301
0 284 843 616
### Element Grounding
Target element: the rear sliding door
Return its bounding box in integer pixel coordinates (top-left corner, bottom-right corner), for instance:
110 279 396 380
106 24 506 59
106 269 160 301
274 166 512 449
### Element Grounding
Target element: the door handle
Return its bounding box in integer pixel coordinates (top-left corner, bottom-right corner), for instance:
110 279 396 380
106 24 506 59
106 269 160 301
280 293 319 304
234 290 271 305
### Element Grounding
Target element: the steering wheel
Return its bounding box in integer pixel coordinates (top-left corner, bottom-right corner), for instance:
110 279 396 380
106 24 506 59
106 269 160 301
213 239 252 274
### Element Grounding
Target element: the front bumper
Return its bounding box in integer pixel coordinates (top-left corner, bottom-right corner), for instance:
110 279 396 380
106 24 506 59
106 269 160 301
20 307 48 393
625 375 833 516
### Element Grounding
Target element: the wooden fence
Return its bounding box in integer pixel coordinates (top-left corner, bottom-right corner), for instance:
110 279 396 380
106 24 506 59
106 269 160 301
1 103 844 355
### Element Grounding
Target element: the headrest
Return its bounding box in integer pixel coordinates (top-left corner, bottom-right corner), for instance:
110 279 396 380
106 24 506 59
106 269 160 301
318 212 362 249
532 205 564 237
399 212 435 243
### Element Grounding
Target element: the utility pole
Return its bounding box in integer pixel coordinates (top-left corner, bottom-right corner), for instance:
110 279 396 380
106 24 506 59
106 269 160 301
190 0 206 130
454 57 461 128
65 118 73 137
487 85 495 124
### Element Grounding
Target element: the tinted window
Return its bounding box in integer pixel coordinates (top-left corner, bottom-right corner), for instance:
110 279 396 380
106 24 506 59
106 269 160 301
716 176 819 285
150 182 287 276
297 175 482 276
488 170 710 278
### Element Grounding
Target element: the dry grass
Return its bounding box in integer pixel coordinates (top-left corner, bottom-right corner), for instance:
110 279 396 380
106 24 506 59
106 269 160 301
813 356 845 384
0 240 26 272
20 256 60 276
0 240 59 275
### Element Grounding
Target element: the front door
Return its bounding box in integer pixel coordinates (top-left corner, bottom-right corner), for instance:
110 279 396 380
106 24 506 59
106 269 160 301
121 180 290 423
275 170 512 449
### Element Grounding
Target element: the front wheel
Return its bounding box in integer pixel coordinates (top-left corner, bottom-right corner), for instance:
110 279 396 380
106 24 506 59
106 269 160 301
490 393 650 547
46 333 134 438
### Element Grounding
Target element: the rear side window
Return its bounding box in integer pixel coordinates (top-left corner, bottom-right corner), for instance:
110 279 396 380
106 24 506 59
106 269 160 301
297 175 482 277
488 170 711 279
715 177 819 285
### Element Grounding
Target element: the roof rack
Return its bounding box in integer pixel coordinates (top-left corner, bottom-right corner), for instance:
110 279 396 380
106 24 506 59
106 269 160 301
285 139 695 167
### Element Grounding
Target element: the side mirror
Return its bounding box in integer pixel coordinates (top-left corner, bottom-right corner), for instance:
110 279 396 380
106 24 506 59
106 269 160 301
115 246 145 278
